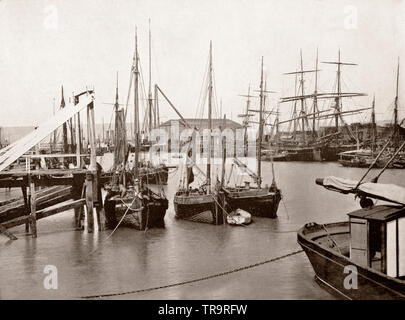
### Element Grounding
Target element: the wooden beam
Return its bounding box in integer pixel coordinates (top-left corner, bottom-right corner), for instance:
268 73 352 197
0 168 87 178
23 154 89 159
0 223 18 240
36 199 85 220
0 199 85 240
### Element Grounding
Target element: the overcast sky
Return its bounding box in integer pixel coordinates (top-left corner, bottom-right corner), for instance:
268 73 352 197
0 0 404 129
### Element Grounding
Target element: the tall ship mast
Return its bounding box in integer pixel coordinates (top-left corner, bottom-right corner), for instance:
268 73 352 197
275 49 369 161
103 27 168 231
173 41 221 225
338 59 405 169
221 57 281 219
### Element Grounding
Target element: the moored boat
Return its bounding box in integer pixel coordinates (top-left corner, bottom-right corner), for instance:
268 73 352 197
104 183 168 230
223 183 280 218
103 29 168 231
298 207 405 299
222 58 281 218
174 190 218 224
298 175 405 299
227 208 252 225
173 42 221 225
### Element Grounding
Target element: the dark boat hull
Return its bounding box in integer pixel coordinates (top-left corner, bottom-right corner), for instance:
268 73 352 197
297 222 405 299
104 191 168 230
174 193 222 224
224 188 281 218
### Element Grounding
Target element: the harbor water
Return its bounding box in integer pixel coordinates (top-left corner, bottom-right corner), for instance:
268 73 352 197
1 160 405 300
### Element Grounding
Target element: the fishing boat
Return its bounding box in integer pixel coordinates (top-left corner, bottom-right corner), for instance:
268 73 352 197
104 30 168 230
221 58 281 218
173 42 221 225
298 175 405 299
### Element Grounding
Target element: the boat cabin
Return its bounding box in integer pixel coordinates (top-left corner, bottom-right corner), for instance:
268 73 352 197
348 205 405 278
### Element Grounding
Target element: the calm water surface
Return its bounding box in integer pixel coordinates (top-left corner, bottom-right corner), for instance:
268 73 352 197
1 160 405 299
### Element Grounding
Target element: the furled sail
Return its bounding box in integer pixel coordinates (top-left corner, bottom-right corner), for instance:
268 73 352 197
318 176 405 205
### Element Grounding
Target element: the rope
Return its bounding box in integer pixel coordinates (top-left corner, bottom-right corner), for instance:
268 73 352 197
321 224 342 254
79 249 303 299
281 197 290 220
87 195 137 255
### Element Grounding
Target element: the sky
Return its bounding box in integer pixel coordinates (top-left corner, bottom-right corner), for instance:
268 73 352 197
0 0 404 129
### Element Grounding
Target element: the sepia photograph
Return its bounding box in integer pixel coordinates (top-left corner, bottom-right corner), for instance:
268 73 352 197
0 0 405 308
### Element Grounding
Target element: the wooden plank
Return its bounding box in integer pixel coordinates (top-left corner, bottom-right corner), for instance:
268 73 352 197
23 154 89 159
0 193 72 229
36 199 85 220
0 186 72 218
0 223 18 240
0 179 25 188
2 215 30 229
0 168 87 178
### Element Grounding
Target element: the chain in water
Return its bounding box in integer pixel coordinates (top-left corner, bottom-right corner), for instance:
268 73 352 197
79 249 303 299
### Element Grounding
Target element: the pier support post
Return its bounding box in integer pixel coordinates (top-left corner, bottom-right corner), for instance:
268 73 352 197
85 172 94 233
95 168 105 231
21 185 29 233
72 173 85 230
29 178 37 238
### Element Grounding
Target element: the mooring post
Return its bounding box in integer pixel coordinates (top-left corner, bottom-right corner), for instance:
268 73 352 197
85 172 94 233
75 113 81 168
95 169 106 231
72 174 84 229
21 184 29 233
29 177 37 238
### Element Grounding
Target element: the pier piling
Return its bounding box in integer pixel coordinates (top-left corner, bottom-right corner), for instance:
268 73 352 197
85 172 94 233
29 178 37 238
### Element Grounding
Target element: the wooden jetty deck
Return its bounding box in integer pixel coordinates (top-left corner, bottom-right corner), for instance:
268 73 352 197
0 90 106 240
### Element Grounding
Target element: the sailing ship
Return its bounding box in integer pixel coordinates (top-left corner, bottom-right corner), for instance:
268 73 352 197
269 50 368 161
338 60 405 168
104 30 168 230
221 58 281 218
173 42 222 225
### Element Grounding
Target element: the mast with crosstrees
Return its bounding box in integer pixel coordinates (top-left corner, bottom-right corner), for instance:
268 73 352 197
321 49 367 142
393 58 400 146
133 28 140 179
257 57 264 187
280 50 319 144
206 40 213 194
148 19 153 136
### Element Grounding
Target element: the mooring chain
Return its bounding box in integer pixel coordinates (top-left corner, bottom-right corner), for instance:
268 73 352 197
79 249 304 299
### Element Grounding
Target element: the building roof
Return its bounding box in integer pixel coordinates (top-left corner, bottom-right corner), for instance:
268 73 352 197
159 118 243 130
348 205 405 222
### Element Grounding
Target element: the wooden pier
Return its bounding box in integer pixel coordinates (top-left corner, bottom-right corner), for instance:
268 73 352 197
0 90 107 240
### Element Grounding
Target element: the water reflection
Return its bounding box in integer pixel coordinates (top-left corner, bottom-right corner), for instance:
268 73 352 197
0 161 404 299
